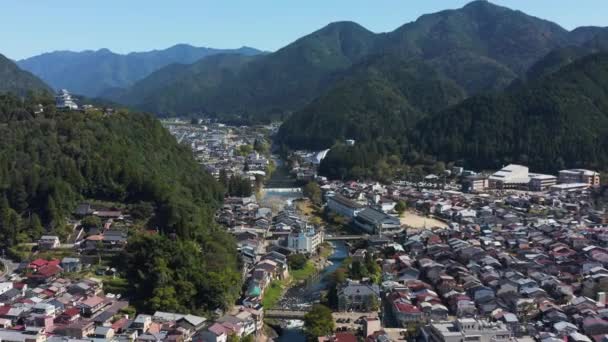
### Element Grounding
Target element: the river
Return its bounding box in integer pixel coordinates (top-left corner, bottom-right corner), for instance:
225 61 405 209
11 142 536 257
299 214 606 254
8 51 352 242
275 241 349 341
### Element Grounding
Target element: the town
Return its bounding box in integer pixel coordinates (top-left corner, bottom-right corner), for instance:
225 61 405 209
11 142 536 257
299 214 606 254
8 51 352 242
0 116 606 342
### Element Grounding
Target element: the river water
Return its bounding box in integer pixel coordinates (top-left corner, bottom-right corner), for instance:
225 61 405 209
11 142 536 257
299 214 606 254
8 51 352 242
276 241 349 341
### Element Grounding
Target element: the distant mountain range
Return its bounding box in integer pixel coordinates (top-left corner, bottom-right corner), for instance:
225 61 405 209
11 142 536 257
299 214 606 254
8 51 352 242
17 44 264 97
97 1 608 121
0 53 51 95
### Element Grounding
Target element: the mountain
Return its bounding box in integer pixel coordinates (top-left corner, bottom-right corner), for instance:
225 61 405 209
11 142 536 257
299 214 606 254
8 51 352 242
117 1 602 119
17 44 263 97
119 21 378 118
277 55 466 150
416 53 608 173
111 53 259 117
0 93 239 312
523 30 608 81
0 53 51 95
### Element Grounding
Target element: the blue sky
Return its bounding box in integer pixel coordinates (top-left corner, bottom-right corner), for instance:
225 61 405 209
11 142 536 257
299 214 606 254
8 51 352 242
3 0 607 60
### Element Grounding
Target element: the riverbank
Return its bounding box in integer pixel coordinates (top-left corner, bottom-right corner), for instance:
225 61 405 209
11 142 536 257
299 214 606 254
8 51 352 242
261 243 334 309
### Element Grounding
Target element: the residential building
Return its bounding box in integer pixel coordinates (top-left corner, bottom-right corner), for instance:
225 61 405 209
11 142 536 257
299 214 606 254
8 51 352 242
0 328 46 342
559 169 600 187
38 236 60 250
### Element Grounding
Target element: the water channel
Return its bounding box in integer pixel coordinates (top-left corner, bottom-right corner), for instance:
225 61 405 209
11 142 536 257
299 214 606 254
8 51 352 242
275 241 349 341
261 154 349 340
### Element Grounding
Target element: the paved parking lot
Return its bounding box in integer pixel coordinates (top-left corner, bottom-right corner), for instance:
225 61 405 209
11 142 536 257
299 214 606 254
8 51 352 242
332 311 379 332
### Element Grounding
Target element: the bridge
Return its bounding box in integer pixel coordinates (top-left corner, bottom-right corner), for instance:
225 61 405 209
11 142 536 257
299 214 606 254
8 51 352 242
263 188 303 193
325 234 369 241
265 309 308 319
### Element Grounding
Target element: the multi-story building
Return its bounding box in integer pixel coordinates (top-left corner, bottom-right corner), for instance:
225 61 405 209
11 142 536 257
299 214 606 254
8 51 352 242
488 164 530 189
353 208 401 235
327 194 363 219
422 318 511 342
462 175 488 192
529 173 557 191
559 169 600 187
337 281 380 312
287 227 323 254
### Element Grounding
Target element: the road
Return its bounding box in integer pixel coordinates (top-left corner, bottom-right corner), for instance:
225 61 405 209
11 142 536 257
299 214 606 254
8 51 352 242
0 257 18 280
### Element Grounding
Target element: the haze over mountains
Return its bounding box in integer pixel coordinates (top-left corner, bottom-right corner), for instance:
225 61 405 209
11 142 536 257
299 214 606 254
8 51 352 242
17 44 263 97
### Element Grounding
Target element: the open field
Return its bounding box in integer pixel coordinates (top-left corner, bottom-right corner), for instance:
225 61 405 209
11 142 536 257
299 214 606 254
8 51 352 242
400 211 448 229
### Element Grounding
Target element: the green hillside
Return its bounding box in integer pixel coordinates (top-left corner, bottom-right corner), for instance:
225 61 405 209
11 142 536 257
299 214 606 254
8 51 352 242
0 53 51 96
0 94 239 313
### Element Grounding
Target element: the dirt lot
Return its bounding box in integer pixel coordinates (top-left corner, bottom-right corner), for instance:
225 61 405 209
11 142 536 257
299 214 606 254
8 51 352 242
400 211 448 229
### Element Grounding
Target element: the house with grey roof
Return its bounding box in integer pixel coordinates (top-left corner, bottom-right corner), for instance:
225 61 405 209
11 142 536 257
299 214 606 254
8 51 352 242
337 281 380 312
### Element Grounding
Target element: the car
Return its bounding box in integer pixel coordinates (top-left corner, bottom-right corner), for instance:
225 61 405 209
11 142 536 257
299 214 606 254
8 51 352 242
346 318 351 323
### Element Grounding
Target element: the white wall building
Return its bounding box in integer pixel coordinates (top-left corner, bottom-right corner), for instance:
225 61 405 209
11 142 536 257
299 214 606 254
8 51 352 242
529 173 557 191
287 228 323 254
559 169 600 187
55 89 78 110
422 318 511 342
489 164 530 189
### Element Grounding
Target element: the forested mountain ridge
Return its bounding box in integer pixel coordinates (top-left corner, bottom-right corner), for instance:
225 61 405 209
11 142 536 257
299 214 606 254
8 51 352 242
416 52 608 173
277 55 466 150
111 53 259 116
0 53 52 95
116 21 378 119
17 44 263 97
316 53 608 180
110 1 606 119
0 94 240 313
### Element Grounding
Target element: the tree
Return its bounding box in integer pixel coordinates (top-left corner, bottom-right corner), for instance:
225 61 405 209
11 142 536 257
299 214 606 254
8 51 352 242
130 202 154 220
395 200 407 215
350 260 368 279
28 213 44 240
226 334 239 342
288 253 308 270
81 215 102 230
253 138 269 155
303 182 322 206
241 335 254 342
369 295 380 312
218 169 229 188
304 304 334 338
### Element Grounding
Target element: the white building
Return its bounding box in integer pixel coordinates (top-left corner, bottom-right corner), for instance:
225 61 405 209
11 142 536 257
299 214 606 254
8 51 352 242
287 228 323 254
0 282 12 296
55 89 78 110
489 164 530 189
422 318 511 342
559 169 600 187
